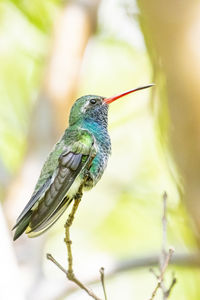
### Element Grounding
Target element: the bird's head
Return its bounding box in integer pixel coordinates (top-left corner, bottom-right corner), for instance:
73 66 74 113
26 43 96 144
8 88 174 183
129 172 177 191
69 84 154 126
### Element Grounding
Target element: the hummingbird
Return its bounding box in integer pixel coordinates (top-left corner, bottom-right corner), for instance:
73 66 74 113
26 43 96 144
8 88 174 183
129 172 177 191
13 84 153 241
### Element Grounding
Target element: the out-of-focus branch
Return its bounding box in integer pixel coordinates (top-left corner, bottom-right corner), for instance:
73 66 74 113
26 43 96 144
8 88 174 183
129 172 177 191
137 0 200 244
53 251 199 300
160 192 170 298
43 0 101 134
149 193 176 300
149 248 174 300
112 252 200 272
100 267 108 300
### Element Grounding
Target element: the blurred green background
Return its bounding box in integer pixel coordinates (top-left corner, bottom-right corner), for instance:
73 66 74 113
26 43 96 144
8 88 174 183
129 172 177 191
1 1 200 300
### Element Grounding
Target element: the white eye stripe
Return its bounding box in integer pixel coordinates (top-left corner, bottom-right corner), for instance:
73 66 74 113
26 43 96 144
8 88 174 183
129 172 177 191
81 102 89 113
81 99 100 113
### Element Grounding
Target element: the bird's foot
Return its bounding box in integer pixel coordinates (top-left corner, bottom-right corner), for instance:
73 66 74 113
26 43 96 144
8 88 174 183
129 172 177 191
91 145 97 158
84 171 95 189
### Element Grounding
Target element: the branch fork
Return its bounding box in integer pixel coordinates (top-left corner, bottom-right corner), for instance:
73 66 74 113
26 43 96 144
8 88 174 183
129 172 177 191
149 192 177 300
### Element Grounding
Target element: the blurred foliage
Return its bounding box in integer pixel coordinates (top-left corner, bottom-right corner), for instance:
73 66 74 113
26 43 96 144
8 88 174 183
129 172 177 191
0 0 59 172
8 0 60 32
1 1 200 300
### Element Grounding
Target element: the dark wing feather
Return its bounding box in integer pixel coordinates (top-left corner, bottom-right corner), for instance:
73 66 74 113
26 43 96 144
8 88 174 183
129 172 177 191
26 197 73 237
13 129 95 240
28 153 85 236
12 177 52 230
13 211 32 241
27 152 84 234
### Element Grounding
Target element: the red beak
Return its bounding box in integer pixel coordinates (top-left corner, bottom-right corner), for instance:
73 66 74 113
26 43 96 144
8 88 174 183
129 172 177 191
103 84 155 104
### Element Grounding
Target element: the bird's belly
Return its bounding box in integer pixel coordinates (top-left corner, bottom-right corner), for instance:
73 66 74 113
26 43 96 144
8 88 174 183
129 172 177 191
67 176 83 199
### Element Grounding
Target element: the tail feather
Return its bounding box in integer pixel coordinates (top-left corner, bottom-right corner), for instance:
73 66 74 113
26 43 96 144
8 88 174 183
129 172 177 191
13 211 32 241
27 197 72 238
13 197 73 240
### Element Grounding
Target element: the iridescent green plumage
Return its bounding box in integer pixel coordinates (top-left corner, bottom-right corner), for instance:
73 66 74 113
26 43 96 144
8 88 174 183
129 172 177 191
13 95 111 240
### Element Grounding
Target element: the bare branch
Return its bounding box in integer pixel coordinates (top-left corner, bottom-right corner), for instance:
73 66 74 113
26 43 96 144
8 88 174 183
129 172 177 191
47 253 68 276
53 251 199 300
161 191 167 265
149 248 174 300
47 188 103 300
149 279 160 300
148 192 177 300
160 191 168 298
112 252 200 272
100 267 108 300
166 273 177 298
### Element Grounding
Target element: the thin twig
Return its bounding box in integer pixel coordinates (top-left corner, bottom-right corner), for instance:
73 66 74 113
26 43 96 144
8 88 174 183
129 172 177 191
160 248 174 277
149 280 160 300
47 188 102 300
53 252 199 300
160 191 168 298
149 248 174 300
165 272 177 298
148 192 177 300
161 192 167 263
100 267 108 300
47 253 68 275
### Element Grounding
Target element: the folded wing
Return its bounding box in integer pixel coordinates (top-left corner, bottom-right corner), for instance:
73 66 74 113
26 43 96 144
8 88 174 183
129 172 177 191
13 129 95 240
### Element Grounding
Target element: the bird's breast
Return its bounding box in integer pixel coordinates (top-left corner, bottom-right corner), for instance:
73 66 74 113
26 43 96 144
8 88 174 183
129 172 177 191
85 135 111 189
81 120 111 188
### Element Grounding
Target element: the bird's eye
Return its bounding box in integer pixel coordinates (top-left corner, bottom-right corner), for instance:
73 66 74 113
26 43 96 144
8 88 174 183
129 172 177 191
90 99 96 104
